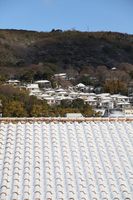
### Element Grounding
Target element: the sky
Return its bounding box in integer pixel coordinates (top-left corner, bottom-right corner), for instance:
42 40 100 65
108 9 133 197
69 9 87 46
0 0 133 34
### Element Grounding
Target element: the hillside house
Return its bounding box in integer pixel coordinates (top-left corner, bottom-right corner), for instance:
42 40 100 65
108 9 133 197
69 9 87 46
97 93 114 109
6 80 20 86
26 84 41 96
85 93 97 107
111 94 130 108
35 80 51 89
75 83 86 92
54 73 67 79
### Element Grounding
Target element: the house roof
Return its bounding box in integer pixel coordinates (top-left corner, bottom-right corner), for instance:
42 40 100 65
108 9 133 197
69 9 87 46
111 94 129 99
54 73 66 76
0 118 133 199
35 80 50 83
97 93 110 97
27 84 39 89
76 83 86 88
7 80 20 83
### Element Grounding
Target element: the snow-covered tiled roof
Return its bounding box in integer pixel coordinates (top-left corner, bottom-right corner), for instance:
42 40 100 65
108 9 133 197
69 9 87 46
0 118 133 199
35 80 50 83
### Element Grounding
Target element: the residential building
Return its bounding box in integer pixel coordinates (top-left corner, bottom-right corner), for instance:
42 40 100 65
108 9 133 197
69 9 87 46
35 80 51 89
54 73 67 79
6 80 20 86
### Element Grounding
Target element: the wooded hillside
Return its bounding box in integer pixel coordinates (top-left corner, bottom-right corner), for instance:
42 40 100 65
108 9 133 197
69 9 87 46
0 29 133 75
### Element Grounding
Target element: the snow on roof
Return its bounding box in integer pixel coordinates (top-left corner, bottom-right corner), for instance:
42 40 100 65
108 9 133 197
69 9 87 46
27 84 39 89
69 92 79 95
117 95 129 99
111 94 129 99
7 80 20 83
76 83 86 87
35 80 50 83
111 94 121 98
88 92 96 96
63 96 73 100
54 73 66 76
58 91 67 94
117 102 130 105
55 88 65 92
0 119 133 199
79 92 89 96
97 93 110 97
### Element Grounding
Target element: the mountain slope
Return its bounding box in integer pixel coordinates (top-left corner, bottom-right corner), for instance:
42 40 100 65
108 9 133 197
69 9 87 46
0 29 133 69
